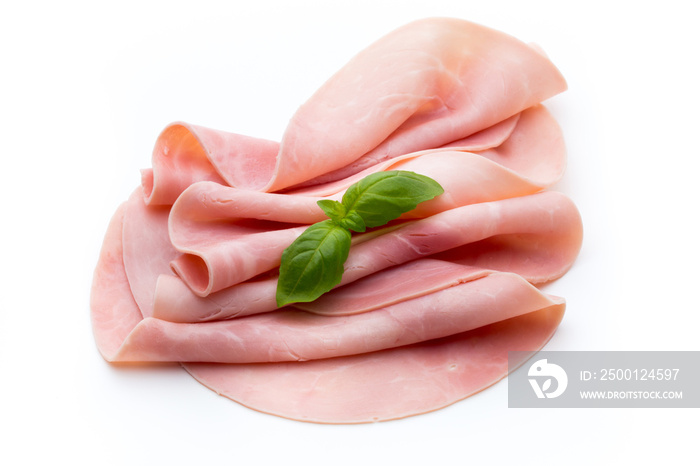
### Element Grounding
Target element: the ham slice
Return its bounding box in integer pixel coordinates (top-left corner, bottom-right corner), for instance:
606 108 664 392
91 17 580 423
166 104 567 296
142 18 566 201
182 306 563 423
94 187 580 364
272 17 566 191
92 204 566 364
91 206 564 422
152 191 582 322
142 128 278 206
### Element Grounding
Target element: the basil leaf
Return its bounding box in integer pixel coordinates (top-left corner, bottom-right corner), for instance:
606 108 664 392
276 170 443 306
316 199 346 223
338 210 366 232
276 219 352 307
341 171 444 228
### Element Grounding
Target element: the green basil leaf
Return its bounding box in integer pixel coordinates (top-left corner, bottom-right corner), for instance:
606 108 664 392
338 210 366 232
341 170 444 228
276 170 443 306
316 199 346 223
276 219 352 307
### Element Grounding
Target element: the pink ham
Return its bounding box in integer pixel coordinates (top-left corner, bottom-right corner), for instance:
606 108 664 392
142 18 566 200
91 203 144 358
102 273 565 364
166 104 567 296
154 260 489 324
92 205 566 363
142 110 516 206
91 17 580 424
272 17 566 191
122 191 174 316
296 260 493 316
182 307 563 423
153 191 582 322
92 205 564 423
91 206 564 422
284 103 564 198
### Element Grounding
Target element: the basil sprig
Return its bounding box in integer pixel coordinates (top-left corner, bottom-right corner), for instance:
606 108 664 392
276 170 443 307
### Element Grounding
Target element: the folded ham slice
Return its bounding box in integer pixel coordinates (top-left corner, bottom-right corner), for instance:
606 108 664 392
91 17 580 423
182 307 563 424
91 206 565 422
142 18 566 203
92 205 566 364
271 17 566 191
166 104 567 296
152 190 581 322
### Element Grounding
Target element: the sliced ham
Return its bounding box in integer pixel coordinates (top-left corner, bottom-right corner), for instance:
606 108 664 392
284 103 565 198
91 206 564 423
152 191 582 322
142 127 278 206
296 259 493 317
166 104 568 296
91 17 580 424
122 191 175 317
272 17 566 191
92 204 564 423
141 110 517 206
182 306 563 423
142 18 566 201
92 206 565 363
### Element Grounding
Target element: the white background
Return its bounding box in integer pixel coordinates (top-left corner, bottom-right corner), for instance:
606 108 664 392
1 1 698 464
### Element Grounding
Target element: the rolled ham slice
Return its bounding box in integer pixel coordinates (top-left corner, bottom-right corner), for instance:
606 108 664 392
142 128 278 206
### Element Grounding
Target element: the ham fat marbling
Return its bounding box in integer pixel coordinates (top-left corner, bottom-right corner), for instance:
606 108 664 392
91 18 582 423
